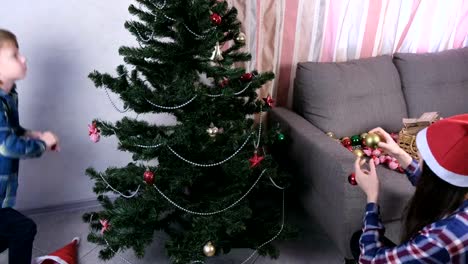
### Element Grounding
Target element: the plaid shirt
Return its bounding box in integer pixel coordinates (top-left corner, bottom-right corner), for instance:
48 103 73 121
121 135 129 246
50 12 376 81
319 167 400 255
359 159 468 263
0 86 46 208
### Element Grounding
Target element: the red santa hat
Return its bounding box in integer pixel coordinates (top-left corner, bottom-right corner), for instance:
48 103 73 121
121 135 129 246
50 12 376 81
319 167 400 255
35 237 79 264
416 114 468 187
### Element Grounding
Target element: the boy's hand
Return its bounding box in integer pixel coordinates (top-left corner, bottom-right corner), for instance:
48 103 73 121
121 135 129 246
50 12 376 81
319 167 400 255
354 157 379 203
25 130 43 139
368 127 412 169
40 131 60 151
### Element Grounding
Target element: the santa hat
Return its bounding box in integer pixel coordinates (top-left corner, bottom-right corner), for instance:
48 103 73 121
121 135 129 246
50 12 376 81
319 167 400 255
35 237 79 264
416 114 468 187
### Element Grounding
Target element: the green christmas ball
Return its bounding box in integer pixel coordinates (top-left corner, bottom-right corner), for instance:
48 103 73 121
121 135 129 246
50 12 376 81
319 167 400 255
277 133 285 141
350 135 361 146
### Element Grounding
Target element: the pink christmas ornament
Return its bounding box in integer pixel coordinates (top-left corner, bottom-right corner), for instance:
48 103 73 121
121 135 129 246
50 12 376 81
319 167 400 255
372 156 380 165
100 219 110 234
388 160 399 170
90 133 100 143
363 147 372 156
372 149 381 156
88 122 101 143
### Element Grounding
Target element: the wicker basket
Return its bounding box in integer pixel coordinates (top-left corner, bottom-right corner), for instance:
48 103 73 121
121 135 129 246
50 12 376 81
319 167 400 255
398 112 441 159
398 128 420 159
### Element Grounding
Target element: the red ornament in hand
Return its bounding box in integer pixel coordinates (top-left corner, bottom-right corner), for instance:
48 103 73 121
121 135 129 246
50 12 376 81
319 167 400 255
240 73 253 82
144 170 155 185
210 13 222 25
348 173 357 186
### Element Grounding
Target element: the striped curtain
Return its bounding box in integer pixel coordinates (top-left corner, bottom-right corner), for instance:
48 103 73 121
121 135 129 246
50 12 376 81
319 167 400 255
229 0 468 107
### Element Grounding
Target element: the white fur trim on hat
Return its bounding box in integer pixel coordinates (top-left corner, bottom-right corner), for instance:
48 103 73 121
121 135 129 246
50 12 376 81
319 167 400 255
416 128 468 187
35 255 69 264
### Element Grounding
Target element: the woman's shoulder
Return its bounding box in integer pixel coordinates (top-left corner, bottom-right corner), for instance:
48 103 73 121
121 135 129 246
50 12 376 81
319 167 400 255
421 210 468 243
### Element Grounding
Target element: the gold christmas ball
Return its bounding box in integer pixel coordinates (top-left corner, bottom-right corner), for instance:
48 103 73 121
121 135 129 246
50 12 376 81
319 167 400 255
364 133 381 149
203 241 216 257
353 149 364 158
360 133 368 140
325 131 336 138
235 32 246 44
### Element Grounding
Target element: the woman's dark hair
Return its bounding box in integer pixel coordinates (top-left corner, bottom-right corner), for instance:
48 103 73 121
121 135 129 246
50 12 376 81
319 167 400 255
401 162 467 242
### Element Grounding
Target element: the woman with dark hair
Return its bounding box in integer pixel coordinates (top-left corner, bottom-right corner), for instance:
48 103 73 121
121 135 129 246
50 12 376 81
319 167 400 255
350 114 468 263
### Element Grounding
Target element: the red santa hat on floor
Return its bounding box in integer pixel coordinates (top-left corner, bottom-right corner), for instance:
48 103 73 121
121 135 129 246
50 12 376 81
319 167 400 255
416 113 468 187
35 237 79 264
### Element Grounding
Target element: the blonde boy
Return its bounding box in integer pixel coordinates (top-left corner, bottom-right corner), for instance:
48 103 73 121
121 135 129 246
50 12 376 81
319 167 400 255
0 29 59 264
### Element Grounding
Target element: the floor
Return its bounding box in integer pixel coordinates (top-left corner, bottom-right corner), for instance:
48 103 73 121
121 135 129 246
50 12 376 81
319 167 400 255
0 206 344 264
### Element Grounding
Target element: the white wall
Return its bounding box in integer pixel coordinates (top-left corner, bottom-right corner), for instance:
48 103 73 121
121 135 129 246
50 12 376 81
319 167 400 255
2 0 175 210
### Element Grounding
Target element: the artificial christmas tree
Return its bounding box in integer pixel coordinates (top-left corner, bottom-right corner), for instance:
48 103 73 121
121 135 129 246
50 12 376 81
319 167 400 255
83 0 293 263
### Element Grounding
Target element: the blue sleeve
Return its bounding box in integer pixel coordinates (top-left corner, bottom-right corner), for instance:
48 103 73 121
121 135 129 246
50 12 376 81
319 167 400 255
359 203 451 264
404 159 421 186
0 106 46 159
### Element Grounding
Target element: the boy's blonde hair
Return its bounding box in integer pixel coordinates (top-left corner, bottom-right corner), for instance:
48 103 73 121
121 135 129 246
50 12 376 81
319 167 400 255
0 29 18 86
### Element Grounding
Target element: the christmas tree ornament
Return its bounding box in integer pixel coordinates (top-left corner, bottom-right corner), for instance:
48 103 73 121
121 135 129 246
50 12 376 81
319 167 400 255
240 72 253 82
371 155 380 165
235 32 246 44
263 95 275 107
360 132 368 146
203 241 216 257
388 159 399 170
341 137 351 147
35 237 80 264
219 77 229 88
143 170 155 185
372 148 382 156
100 219 110 234
210 42 224 61
360 132 368 140
325 131 336 139
348 173 357 186
88 122 101 143
206 123 223 137
249 150 264 168
183 186 191 196
277 132 285 141
350 135 361 146
85 0 290 262
210 13 222 25
352 149 364 158
364 133 381 149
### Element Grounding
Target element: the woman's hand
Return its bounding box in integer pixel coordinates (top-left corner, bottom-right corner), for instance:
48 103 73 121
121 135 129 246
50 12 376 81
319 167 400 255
369 127 413 169
354 157 379 203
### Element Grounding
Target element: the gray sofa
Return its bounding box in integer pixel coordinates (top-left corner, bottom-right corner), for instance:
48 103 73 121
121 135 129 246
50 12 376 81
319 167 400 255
270 47 468 259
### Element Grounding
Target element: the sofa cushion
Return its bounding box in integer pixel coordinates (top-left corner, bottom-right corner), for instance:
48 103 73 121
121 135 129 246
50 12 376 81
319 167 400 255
293 55 408 138
393 47 468 118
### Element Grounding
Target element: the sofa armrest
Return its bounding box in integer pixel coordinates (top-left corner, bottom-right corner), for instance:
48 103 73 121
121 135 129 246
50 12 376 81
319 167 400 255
270 107 356 192
270 107 368 258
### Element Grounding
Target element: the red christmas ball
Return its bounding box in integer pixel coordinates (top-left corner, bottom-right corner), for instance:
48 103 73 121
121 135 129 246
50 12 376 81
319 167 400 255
210 13 222 25
341 137 352 147
240 73 253 82
144 170 155 185
219 78 229 88
348 173 357 186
